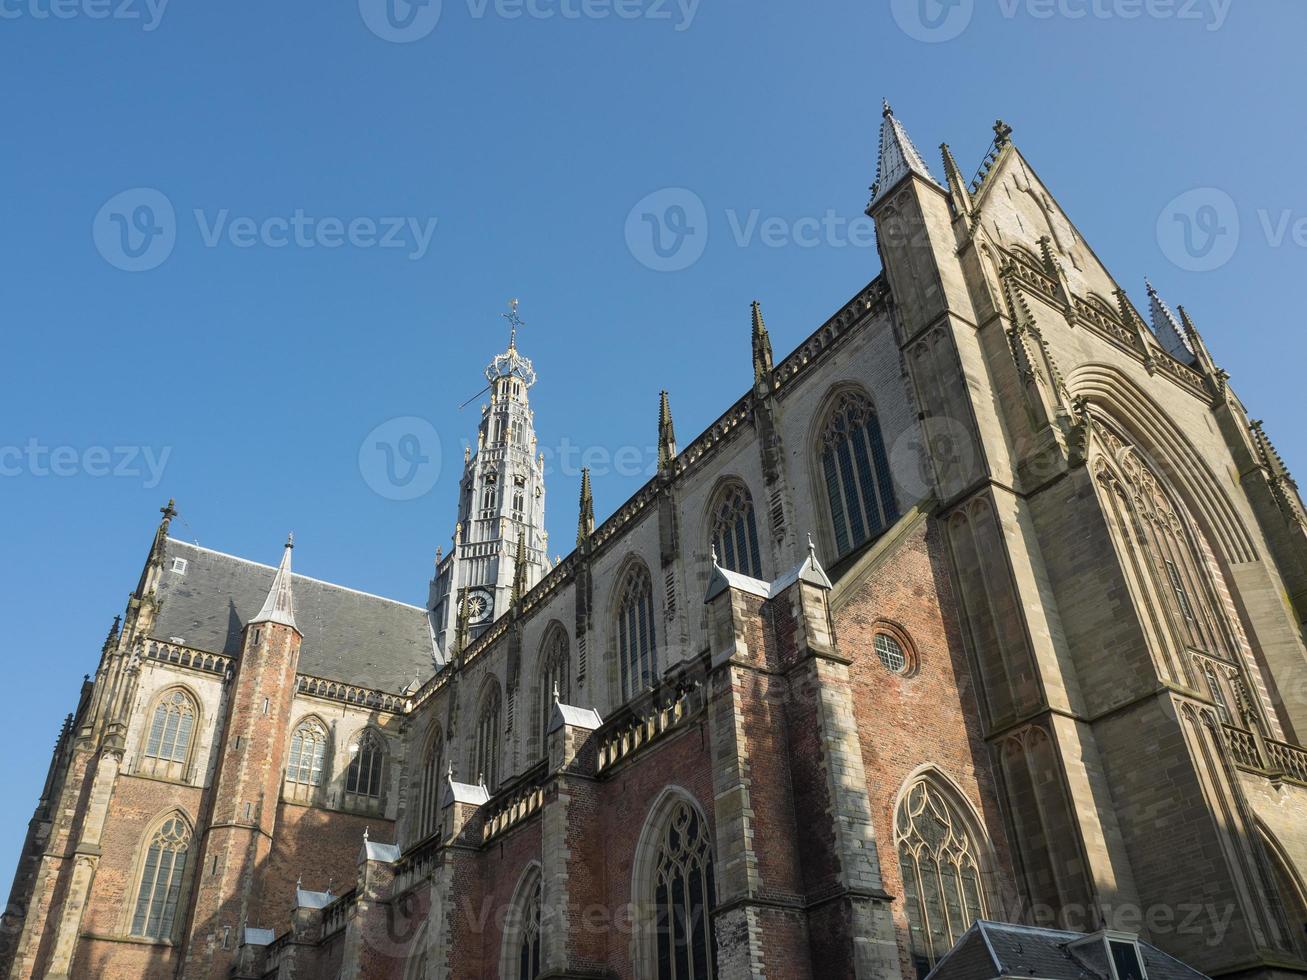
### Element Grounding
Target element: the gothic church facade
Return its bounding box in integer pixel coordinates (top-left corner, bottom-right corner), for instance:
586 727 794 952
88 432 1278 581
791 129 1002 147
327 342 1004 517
5 107 1307 980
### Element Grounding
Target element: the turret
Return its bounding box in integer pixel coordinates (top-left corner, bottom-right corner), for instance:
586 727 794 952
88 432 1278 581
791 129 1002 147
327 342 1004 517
576 468 594 546
184 535 303 977
751 301 773 386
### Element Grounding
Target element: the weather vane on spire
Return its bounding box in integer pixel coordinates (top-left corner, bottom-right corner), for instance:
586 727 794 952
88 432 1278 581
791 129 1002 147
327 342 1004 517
503 298 525 350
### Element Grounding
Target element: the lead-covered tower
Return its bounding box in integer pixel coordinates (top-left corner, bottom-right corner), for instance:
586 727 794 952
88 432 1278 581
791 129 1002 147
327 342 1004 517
430 302 549 659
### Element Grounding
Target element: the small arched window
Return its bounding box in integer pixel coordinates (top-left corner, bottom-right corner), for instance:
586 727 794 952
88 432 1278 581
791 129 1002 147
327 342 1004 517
346 729 386 800
130 813 191 941
539 627 570 746
895 778 988 977
285 718 328 802
649 800 717 980
709 483 762 579
139 689 197 779
475 682 502 791
418 728 443 841
818 390 897 557
517 877 542 980
616 562 657 702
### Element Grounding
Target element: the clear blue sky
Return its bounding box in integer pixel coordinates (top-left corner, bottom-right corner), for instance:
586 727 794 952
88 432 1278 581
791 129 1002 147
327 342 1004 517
2 0 1304 886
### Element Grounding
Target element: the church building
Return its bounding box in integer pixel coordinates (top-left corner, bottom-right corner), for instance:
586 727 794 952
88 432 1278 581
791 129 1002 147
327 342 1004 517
4 106 1307 980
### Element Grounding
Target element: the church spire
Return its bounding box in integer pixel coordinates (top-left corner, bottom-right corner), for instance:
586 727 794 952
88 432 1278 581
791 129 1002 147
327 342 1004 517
252 534 297 631
577 468 594 546
751 301 774 385
867 100 940 211
658 391 678 472
939 142 973 216
1145 279 1197 364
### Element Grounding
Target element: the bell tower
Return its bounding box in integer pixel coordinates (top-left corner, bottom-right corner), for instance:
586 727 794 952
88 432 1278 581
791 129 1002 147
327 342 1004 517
430 301 549 659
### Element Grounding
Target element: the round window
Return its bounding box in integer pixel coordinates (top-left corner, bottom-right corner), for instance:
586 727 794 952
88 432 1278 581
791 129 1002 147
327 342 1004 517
874 632 908 673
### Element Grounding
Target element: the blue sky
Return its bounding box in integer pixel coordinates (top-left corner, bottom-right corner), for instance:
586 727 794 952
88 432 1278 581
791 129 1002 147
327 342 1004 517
2 0 1304 886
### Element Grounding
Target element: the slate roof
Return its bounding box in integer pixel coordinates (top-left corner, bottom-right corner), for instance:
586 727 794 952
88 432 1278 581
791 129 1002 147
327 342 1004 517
928 921 1211 980
153 538 436 694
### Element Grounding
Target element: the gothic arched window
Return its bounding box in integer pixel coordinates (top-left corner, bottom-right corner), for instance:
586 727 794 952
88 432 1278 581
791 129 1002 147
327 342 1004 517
649 799 717 980
709 483 762 579
475 682 502 791
285 718 328 802
1092 424 1247 682
139 688 197 780
895 778 988 977
130 813 192 941
418 728 443 841
539 627 569 746
616 562 657 702
818 390 897 558
517 877 542 980
345 729 386 800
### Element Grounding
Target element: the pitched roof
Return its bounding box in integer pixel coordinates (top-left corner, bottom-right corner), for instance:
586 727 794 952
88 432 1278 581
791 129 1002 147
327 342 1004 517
869 100 940 208
928 921 1212 980
153 538 436 694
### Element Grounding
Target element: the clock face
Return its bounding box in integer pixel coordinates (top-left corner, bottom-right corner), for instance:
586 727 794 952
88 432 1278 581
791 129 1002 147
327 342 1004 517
465 589 493 625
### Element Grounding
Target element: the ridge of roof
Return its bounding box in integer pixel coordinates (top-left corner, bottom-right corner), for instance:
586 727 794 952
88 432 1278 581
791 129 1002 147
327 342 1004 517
167 538 426 612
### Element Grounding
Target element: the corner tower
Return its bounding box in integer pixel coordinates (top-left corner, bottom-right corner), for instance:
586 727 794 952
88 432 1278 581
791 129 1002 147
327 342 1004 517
430 301 549 658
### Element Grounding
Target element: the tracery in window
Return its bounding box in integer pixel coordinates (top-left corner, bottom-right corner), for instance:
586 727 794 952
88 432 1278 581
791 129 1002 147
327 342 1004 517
139 689 197 779
538 627 569 746
130 813 191 941
517 877 542 980
285 718 328 802
818 390 898 557
346 729 386 800
1092 425 1243 667
616 561 657 702
475 682 502 790
650 800 717 980
895 778 987 977
418 729 443 840
709 483 762 580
